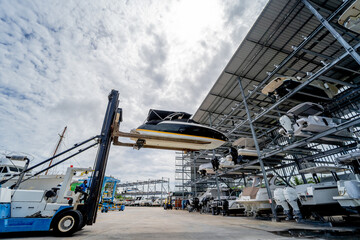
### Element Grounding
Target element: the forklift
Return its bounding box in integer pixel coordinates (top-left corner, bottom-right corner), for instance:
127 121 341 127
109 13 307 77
0 90 121 236
163 193 173 210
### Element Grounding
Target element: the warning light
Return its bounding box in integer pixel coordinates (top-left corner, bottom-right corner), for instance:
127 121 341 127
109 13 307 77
70 165 73 168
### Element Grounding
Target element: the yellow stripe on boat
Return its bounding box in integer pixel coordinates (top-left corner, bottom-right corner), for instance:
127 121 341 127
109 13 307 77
136 129 226 142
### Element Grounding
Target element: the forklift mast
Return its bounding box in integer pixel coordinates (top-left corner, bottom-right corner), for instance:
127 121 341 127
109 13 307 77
84 89 120 225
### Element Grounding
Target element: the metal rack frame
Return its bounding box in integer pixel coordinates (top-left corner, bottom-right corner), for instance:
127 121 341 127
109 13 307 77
118 178 170 201
175 0 360 220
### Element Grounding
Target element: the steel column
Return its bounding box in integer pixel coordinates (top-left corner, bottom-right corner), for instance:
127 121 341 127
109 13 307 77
237 77 278 220
209 113 222 201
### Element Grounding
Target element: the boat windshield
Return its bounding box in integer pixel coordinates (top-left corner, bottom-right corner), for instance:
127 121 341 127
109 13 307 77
146 109 192 122
9 166 22 172
164 112 187 121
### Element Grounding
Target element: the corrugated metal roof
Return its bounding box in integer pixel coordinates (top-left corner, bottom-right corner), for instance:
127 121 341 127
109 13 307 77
192 0 360 152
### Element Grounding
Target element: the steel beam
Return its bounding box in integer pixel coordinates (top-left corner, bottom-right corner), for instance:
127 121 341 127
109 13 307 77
302 0 360 65
237 77 278 220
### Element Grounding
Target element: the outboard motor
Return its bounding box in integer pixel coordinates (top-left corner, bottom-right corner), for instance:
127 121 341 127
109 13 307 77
279 115 294 136
283 187 303 220
199 169 206 176
229 147 239 164
211 157 220 171
194 197 200 211
222 199 229 216
274 188 292 220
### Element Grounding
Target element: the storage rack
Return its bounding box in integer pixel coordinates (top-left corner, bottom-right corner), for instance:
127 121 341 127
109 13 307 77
175 0 360 219
118 178 170 200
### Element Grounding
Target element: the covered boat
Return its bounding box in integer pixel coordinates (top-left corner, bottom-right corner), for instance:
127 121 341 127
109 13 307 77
338 0 360 34
261 77 338 102
131 109 228 151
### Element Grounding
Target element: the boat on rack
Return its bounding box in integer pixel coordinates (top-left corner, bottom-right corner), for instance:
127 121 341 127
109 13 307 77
0 156 64 190
278 102 354 142
219 152 261 174
274 165 350 220
333 150 360 214
127 109 228 151
261 77 338 102
338 0 360 34
236 174 286 217
198 162 217 176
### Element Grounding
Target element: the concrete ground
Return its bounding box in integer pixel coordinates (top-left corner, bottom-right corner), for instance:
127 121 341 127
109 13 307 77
1 207 357 240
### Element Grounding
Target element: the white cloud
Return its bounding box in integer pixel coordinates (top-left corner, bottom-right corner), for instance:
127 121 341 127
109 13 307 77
0 0 267 189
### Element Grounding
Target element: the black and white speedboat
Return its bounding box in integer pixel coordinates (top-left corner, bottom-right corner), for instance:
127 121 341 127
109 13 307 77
131 109 228 151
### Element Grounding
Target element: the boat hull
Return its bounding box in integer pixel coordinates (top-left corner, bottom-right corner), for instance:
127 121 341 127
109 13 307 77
262 77 338 102
132 128 226 150
0 175 64 190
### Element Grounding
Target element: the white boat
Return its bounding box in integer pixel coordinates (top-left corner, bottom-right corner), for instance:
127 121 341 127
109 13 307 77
236 174 286 217
0 156 64 190
219 153 261 174
333 150 360 214
338 0 360 33
133 196 143 206
198 162 217 176
131 109 228 151
152 198 162 207
140 198 153 206
195 187 240 215
274 166 348 220
279 102 353 142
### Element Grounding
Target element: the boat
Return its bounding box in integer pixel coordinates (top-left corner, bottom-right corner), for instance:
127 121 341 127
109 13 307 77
338 0 360 34
133 196 143 206
0 156 64 190
152 198 162 207
195 187 240 215
131 109 228 151
140 198 153 206
198 161 221 176
274 166 350 220
279 102 353 142
232 138 281 164
333 150 360 214
219 152 261 174
236 174 286 217
198 162 214 176
261 77 338 102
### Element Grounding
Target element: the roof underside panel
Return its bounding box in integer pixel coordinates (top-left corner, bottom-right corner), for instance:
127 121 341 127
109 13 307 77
193 0 360 129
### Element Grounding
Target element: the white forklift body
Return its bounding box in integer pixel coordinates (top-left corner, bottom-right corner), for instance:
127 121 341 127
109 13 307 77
0 167 91 232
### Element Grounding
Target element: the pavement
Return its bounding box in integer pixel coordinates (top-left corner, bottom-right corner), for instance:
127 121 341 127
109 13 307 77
1 207 358 240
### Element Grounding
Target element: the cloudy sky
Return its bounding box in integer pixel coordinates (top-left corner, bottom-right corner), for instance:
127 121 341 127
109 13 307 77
0 0 267 189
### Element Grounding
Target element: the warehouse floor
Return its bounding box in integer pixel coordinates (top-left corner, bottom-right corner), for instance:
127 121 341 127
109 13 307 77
1 207 359 240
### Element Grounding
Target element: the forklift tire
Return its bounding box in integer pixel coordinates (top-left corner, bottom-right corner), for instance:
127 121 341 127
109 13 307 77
52 210 83 236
